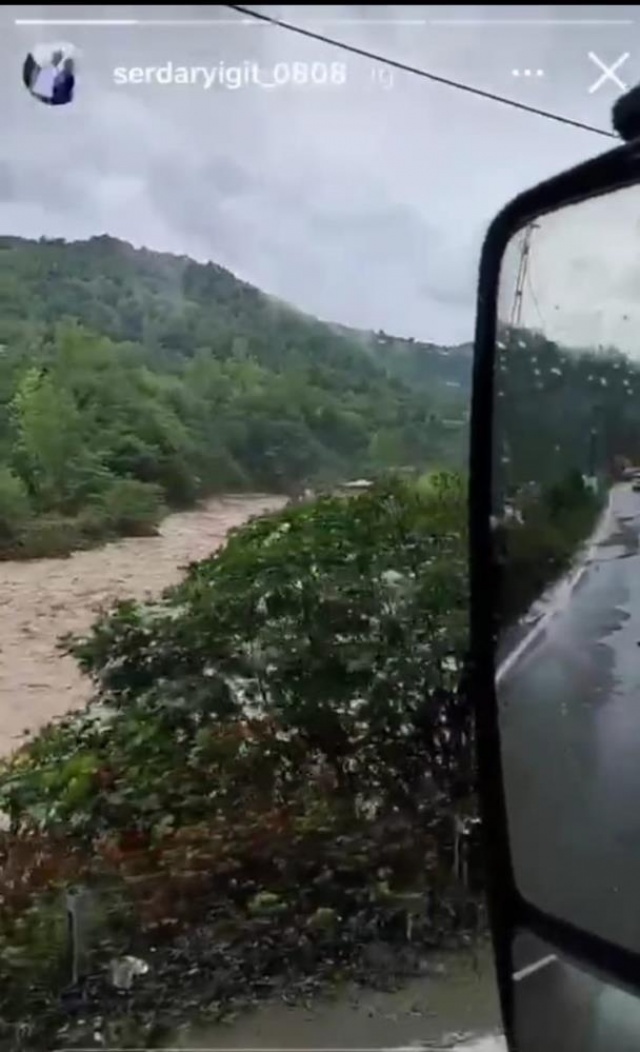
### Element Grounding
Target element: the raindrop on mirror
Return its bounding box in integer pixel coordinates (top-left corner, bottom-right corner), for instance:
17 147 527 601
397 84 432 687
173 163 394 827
493 185 640 954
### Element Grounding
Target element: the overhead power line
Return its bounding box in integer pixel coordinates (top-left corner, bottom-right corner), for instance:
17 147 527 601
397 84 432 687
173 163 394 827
225 3 618 140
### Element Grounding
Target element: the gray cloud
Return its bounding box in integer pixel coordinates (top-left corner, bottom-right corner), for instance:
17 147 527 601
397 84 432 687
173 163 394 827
1 3 630 342
505 183 640 355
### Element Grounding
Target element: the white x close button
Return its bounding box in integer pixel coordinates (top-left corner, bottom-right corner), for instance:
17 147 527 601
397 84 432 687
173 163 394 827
588 51 630 94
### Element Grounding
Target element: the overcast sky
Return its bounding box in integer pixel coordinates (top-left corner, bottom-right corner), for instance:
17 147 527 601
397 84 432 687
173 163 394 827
1 4 634 343
500 183 640 358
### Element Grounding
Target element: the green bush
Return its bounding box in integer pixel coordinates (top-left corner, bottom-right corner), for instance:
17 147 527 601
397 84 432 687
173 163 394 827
75 504 112 542
98 478 166 537
0 478 480 1048
10 515 87 559
495 474 603 627
61 475 470 823
0 467 32 542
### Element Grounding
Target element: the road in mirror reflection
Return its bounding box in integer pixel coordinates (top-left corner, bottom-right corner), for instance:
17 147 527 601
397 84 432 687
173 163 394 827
493 185 640 953
513 930 640 1051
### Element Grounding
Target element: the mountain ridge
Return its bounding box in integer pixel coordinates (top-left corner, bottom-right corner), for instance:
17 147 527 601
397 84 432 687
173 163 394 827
0 231 471 557
0 234 472 398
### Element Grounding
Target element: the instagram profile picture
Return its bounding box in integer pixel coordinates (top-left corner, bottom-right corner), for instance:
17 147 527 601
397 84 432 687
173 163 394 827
22 42 77 106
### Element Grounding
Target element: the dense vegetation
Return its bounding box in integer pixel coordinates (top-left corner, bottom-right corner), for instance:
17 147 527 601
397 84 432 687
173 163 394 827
0 458 602 1049
0 475 479 1049
0 236 470 558
0 456 602 1049
494 324 640 495
494 470 604 628
491 324 640 625
0 230 636 1050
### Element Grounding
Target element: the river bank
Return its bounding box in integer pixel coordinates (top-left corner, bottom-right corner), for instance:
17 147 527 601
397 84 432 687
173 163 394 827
0 493 285 755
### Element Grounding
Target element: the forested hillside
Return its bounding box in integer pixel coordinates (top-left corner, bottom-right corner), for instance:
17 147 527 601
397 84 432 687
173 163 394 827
495 324 640 496
330 322 473 402
0 235 469 557
493 323 640 624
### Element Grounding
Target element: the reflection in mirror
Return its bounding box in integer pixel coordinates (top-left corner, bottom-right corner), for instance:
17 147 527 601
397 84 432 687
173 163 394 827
513 929 640 1052
493 186 640 952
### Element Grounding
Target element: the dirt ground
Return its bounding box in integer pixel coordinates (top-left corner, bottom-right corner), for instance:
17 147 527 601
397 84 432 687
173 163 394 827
0 495 285 756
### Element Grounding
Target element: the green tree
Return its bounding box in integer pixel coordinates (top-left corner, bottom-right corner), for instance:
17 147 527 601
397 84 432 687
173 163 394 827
10 367 85 510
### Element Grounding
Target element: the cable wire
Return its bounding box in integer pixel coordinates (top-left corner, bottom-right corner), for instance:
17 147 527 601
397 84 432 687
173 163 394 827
225 4 618 141
526 269 547 333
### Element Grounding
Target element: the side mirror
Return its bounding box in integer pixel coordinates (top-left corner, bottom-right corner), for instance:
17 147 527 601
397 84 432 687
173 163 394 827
471 130 640 1050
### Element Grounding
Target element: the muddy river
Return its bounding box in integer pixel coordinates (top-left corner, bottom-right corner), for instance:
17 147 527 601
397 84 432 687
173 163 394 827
0 494 503 1049
0 494 284 755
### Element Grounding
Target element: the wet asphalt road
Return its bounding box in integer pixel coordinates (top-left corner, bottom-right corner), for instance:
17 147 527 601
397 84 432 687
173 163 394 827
498 482 640 953
497 484 640 1049
512 928 640 1052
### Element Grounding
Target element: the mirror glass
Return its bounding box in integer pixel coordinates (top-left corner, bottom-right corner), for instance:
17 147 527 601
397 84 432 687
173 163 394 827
513 929 640 1052
494 185 640 952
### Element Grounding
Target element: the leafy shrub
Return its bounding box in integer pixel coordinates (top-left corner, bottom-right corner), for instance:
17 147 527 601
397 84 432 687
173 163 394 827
0 468 31 543
62 475 470 820
75 504 112 542
495 473 603 626
10 515 87 560
0 478 481 1048
98 478 166 537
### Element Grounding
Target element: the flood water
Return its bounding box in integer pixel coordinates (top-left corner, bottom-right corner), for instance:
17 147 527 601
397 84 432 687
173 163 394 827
0 494 284 755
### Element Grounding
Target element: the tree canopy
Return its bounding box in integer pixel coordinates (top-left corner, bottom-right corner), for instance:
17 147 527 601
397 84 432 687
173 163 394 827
0 236 470 557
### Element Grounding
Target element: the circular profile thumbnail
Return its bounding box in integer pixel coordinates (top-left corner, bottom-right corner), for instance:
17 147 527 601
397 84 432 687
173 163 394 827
22 42 77 106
